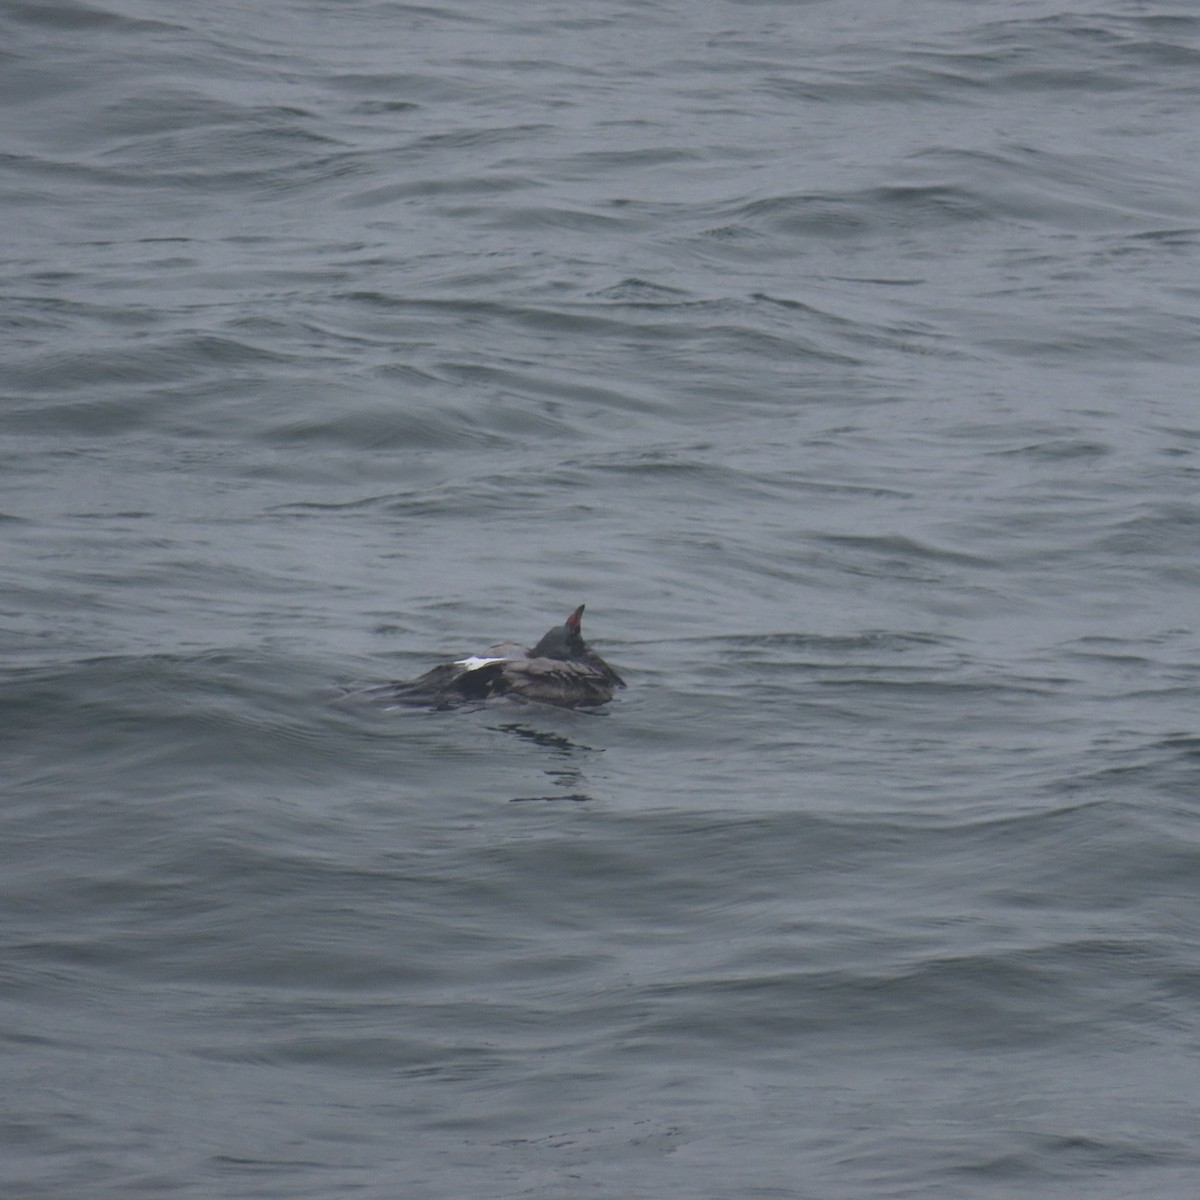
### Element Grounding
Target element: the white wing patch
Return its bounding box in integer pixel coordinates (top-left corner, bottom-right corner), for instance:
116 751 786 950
455 656 508 672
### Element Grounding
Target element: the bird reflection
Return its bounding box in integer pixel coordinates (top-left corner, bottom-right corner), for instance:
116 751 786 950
492 722 598 802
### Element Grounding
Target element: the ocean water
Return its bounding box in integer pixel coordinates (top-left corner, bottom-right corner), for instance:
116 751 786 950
4 0 1200 1196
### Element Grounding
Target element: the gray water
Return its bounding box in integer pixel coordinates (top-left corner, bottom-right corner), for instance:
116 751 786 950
4 0 1200 1196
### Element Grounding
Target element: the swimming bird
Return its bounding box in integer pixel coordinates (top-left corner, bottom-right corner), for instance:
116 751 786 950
364 605 625 709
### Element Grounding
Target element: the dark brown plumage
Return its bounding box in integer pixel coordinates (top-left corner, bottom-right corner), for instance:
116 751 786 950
371 605 624 710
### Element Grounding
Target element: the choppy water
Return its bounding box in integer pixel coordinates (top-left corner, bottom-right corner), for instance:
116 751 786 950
4 0 1200 1196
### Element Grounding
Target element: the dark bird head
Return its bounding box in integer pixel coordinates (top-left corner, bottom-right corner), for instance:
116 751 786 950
531 605 625 687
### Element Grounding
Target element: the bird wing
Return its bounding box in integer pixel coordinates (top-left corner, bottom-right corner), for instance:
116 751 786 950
382 658 510 707
495 657 619 708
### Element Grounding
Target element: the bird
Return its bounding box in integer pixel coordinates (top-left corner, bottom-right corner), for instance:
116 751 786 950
357 605 625 710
